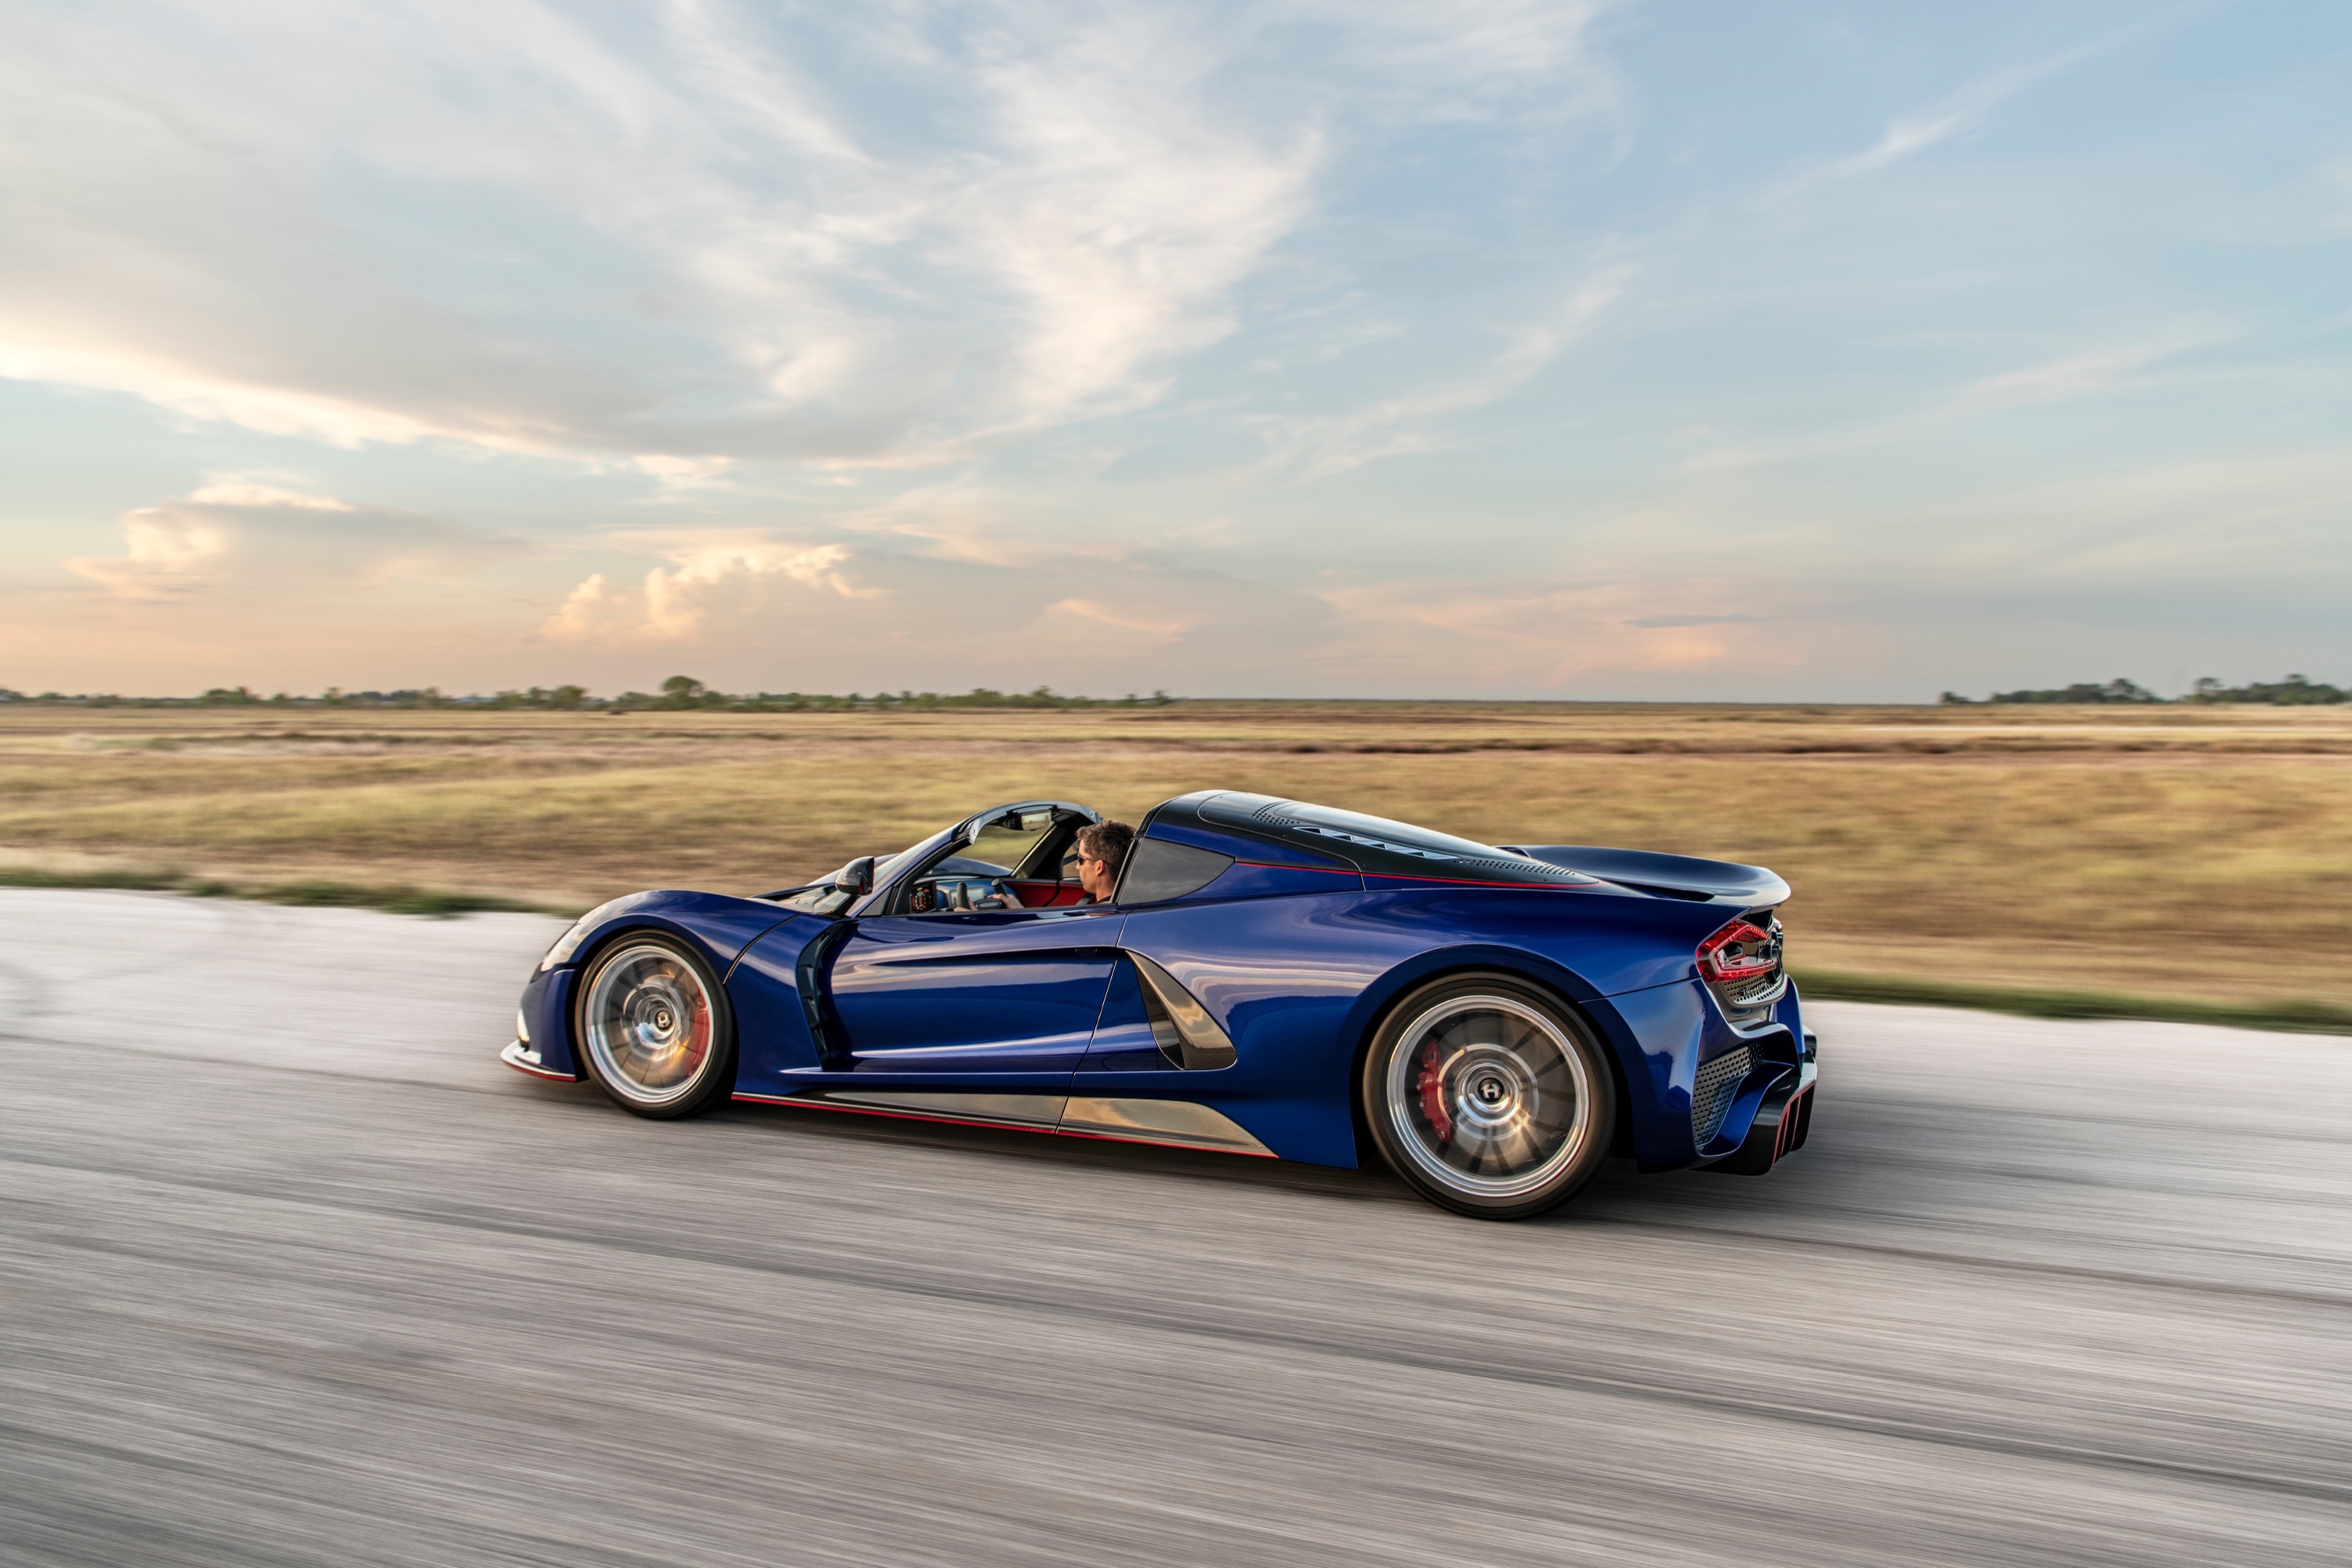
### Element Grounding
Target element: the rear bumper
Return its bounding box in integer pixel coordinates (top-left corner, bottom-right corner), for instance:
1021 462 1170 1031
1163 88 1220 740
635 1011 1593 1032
1708 1058 1816 1175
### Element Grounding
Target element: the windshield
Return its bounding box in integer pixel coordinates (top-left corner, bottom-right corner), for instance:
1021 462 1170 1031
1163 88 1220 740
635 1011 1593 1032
964 808 1058 879
871 844 924 883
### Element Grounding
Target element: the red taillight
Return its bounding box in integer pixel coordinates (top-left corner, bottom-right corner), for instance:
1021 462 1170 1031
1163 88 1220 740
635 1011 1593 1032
1697 919 1777 985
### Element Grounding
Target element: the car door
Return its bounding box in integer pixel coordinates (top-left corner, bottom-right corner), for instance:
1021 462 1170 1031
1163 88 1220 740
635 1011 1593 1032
820 903 1126 1089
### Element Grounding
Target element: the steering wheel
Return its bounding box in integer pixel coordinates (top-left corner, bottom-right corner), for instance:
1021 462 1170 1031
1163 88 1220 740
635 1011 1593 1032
909 876 1021 914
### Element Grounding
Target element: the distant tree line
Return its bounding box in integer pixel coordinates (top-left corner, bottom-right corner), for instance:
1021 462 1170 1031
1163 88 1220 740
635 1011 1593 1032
0 678 1174 712
1941 674 2347 706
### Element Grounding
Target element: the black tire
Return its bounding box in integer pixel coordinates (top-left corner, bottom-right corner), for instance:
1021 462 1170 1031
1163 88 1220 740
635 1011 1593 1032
1360 972 1616 1220
573 932 738 1119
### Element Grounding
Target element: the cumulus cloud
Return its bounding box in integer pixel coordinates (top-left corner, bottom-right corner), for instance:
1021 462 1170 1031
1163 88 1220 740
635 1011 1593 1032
64 482 522 602
525 513 1822 698
542 535 877 643
530 525 1338 689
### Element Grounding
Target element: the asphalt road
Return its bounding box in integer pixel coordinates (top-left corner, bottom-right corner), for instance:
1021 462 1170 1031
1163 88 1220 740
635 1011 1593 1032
1 888 2347 1567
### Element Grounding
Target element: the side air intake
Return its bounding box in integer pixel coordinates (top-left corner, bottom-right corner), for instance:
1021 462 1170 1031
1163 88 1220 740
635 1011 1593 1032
1131 953 1238 1071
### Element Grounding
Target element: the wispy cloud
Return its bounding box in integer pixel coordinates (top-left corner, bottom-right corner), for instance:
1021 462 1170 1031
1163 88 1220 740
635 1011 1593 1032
0 1 1616 477
1254 274 1624 477
1313 572 1806 688
1947 330 2218 414
1761 34 2121 204
1686 326 2222 474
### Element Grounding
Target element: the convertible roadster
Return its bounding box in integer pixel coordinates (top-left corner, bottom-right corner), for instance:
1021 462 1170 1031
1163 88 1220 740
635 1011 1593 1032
505 791 1815 1219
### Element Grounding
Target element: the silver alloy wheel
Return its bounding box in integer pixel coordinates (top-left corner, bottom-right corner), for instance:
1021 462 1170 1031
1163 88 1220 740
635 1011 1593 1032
1383 993 1595 1200
580 942 717 1107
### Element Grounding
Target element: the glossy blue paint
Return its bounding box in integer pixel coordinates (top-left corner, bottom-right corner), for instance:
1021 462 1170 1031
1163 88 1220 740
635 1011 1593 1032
724 917 829 1074
1602 979 1716 1170
528 887 798 1080
1079 957 1172 1074
546 889 799 979
1185 860 1364 902
512 790 1813 1192
1093 884 1745 1167
826 905 1124 1076
517 964 581 1078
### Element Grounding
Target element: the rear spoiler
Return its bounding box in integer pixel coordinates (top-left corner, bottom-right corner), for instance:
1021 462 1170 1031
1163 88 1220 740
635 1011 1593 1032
1501 845 1790 909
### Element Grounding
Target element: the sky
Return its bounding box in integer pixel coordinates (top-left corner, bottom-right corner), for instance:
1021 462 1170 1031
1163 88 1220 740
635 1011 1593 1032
2 0 2347 700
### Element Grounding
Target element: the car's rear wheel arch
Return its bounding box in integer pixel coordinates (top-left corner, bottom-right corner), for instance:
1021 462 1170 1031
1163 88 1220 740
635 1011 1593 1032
1345 956 1628 1171
1352 964 1622 1218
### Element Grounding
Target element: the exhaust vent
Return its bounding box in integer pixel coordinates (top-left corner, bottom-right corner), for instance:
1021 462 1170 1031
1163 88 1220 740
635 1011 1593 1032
1691 1047 1751 1147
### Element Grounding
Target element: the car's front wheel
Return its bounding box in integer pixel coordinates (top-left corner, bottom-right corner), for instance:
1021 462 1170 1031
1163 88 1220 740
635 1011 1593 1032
1362 973 1615 1220
575 934 737 1118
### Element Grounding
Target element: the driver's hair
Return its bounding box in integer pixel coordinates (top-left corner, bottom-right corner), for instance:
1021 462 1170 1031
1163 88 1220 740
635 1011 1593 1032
1074 819 1134 880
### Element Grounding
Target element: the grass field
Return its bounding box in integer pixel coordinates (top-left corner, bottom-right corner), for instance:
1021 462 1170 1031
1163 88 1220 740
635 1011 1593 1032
5 701 2350 1029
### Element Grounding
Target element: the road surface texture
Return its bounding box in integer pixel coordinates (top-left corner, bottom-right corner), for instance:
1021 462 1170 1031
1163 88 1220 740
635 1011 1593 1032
1 887 2346 1567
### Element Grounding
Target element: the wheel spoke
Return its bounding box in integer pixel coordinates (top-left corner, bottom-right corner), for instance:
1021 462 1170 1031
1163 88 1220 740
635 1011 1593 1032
584 944 718 1106
1385 993 1594 1200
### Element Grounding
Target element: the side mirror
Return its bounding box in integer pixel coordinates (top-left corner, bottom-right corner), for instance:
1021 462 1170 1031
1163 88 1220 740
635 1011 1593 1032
830 855 876 896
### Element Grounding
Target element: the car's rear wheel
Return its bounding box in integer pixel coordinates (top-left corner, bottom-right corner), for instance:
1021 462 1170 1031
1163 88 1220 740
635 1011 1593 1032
1361 973 1615 1220
575 934 736 1118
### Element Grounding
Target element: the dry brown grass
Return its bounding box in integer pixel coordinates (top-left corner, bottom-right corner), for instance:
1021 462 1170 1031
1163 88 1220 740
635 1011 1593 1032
5 701 2349 1013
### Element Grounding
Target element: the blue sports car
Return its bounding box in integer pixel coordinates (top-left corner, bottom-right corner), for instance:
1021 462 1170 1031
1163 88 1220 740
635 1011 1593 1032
505 792 1816 1219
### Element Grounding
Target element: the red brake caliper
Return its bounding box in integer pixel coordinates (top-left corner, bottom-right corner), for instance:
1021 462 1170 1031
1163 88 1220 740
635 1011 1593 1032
1416 1040 1452 1145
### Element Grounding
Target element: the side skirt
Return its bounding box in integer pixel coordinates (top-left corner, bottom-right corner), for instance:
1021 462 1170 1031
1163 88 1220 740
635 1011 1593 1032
731 1088 1276 1158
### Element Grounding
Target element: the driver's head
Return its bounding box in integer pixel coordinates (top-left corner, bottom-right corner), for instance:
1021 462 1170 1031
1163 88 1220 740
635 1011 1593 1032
1073 819 1134 902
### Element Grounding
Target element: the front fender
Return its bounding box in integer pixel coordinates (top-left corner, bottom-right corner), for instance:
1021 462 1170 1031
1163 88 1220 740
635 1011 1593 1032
524 889 798 1078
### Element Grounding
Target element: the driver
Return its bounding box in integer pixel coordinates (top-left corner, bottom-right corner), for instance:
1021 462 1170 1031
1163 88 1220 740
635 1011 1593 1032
1069 819 1134 904
913 817 1134 912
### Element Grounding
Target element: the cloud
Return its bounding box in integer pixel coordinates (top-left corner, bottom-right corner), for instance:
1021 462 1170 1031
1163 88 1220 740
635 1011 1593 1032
181 478 354 511
633 455 738 495
0 2 1630 480
64 483 521 602
1762 34 2122 203
531 526 1338 690
5 2 1583 474
530 512 1820 696
1041 598 1191 638
1682 325 2223 475
1947 332 2215 414
1313 573 1799 689
1283 0 1623 119
1255 274 1624 477
543 534 877 643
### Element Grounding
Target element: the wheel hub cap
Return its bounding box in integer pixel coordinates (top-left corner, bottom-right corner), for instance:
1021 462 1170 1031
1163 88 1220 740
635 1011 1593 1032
1388 996 1594 1200
583 945 714 1105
